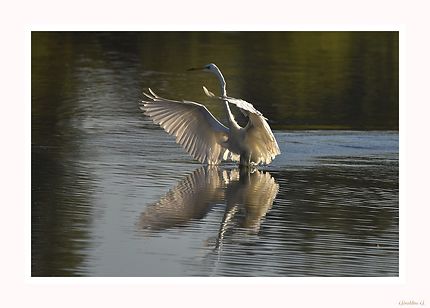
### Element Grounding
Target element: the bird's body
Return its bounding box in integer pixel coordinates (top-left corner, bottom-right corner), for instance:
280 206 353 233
140 63 280 166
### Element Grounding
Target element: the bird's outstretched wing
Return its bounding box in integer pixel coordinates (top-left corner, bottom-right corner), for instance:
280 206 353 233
203 86 266 119
245 112 281 164
203 86 280 165
140 88 238 164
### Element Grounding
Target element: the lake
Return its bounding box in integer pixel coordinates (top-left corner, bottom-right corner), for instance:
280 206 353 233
31 32 399 276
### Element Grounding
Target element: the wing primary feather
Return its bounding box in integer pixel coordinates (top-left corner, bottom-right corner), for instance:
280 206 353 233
148 88 158 98
141 89 244 165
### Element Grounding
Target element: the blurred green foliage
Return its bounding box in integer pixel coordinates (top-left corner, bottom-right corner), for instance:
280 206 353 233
32 31 398 130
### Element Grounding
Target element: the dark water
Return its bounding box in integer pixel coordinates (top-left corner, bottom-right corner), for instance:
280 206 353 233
31 32 399 276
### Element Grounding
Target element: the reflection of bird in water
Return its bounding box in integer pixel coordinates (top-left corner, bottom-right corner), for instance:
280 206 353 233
140 63 280 166
138 167 224 231
215 168 279 249
138 166 279 241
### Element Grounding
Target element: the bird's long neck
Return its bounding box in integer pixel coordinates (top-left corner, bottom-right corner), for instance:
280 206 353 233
223 98 239 128
213 67 238 128
217 72 227 97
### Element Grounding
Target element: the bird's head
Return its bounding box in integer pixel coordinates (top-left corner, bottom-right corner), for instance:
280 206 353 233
187 63 220 74
187 63 226 95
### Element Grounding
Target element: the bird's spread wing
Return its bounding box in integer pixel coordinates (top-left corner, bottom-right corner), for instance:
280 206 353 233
203 86 266 119
203 86 280 165
245 112 281 164
140 88 238 164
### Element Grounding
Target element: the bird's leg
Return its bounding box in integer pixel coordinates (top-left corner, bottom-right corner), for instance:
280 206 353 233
239 151 252 167
239 153 247 167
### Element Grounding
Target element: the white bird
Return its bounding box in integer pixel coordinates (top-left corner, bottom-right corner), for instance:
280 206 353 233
140 63 280 166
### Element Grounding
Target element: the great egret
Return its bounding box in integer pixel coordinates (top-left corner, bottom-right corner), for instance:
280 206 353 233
140 63 280 166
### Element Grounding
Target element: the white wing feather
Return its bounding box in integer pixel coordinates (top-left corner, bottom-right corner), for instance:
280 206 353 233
245 113 281 164
140 89 238 164
203 86 280 165
203 86 266 119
